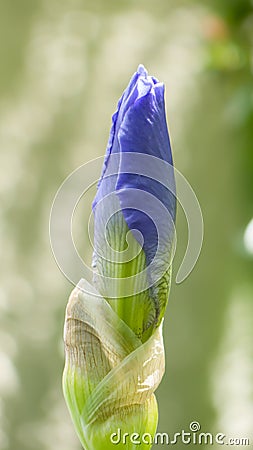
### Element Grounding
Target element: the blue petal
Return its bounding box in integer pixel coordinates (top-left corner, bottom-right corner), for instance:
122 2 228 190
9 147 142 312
116 84 175 265
93 66 144 200
93 65 176 267
93 65 160 209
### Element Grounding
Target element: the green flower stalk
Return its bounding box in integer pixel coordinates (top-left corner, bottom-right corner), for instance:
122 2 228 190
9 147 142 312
63 65 176 449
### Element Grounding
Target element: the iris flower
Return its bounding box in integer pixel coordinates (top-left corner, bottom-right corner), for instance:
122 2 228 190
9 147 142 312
63 65 176 450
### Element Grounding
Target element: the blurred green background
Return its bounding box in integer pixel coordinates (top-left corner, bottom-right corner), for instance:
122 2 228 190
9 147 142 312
0 0 253 449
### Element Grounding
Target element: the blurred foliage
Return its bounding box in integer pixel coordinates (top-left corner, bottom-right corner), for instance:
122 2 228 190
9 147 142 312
205 0 253 209
210 0 252 24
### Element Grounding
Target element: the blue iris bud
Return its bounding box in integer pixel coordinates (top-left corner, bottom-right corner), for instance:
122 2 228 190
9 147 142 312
92 64 176 342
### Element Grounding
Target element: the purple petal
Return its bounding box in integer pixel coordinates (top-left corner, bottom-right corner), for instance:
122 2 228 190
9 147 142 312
93 65 176 267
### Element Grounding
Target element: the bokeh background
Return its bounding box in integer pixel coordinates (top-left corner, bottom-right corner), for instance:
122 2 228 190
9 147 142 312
0 0 253 449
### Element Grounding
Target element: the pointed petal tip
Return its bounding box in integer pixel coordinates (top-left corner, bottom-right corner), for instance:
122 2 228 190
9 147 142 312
137 64 148 77
137 65 161 89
